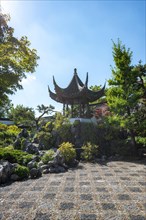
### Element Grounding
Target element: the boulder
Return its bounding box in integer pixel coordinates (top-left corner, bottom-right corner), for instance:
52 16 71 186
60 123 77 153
41 150 68 174
53 150 65 166
42 169 50 174
10 174 20 181
13 138 21 149
27 161 37 170
0 160 13 184
30 168 42 179
32 155 40 162
40 164 50 171
38 161 44 167
25 143 39 155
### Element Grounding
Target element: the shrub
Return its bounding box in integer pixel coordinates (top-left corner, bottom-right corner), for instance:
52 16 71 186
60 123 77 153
41 149 55 164
6 125 21 136
45 121 54 132
14 165 29 179
58 142 76 164
53 113 72 143
80 123 97 144
136 136 146 147
56 123 72 143
36 131 53 149
4 145 14 150
22 154 34 166
0 124 21 148
110 139 135 157
81 142 99 161
0 147 33 165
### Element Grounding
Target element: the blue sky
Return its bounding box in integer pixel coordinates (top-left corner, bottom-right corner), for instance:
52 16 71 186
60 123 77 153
1 0 146 115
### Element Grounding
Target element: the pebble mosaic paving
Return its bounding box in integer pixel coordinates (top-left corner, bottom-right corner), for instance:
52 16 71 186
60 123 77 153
0 161 146 220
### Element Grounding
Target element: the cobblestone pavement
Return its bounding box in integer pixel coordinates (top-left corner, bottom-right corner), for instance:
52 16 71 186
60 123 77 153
0 161 146 220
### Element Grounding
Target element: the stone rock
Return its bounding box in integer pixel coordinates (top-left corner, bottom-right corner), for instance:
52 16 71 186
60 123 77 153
57 166 66 173
10 174 20 181
21 139 30 149
25 143 39 155
13 138 21 149
0 160 13 184
38 143 45 150
47 161 55 167
18 128 29 138
27 161 37 170
42 169 49 174
40 164 50 171
38 161 44 167
53 150 65 166
32 155 40 162
48 167 56 173
68 159 79 168
101 155 106 161
32 135 39 144
38 151 44 157
38 150 69 174
30 168 42 179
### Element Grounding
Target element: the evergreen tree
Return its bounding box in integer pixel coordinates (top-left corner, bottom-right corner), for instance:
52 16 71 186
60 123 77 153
106 39 146 153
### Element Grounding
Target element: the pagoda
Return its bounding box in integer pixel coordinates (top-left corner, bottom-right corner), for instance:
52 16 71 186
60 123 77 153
48 68 105 118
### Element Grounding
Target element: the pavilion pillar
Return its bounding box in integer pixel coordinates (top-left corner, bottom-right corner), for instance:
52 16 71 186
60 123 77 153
63 103 65 116
79 103 82 118
82 104 85 117
71 104 73 117
86 103 90 118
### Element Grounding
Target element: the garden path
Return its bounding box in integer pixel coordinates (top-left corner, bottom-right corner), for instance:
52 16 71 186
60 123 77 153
0 161 146 220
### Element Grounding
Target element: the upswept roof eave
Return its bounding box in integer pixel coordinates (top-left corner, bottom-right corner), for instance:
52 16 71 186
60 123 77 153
48 86 63 103
53 72 86 95
86 83 105 102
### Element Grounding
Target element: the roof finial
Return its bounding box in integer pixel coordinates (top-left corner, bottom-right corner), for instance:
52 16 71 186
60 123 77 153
74 68 77 75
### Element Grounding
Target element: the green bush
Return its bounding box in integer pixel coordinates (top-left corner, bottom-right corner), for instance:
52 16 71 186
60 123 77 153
45 121 54 132
80 123 97 144
41 149 55 164
0 147 33 165
56 123 72 143
36 131 53 149
14 165 29 179
0 124 21 148
136 136 146 147
58 142 76 164
81 142 99 161
53 113 72 143
110 140 135 157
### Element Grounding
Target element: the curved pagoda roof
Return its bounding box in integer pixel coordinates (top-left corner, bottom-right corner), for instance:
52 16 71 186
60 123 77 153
48 68 105 105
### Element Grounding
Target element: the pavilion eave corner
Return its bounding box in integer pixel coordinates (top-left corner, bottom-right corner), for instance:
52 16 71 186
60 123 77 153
48 68 105 118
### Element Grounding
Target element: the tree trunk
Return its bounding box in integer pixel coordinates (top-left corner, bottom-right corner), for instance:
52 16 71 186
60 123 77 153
127 107 137 156
129 129 137 156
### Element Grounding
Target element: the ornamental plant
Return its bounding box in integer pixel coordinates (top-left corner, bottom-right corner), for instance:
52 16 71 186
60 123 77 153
81 142 99 161
0 147 33 165
0 123 21 147
14 165 29 179
41 149 55 164
58 142 76 164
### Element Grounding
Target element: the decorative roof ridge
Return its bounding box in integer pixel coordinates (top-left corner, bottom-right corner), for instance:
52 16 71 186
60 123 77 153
84 72 88 87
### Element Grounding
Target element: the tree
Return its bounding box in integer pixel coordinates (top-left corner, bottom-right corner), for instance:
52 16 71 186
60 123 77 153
9 105 35 127
0 13 39 107
35 104 55 130
9 104 55 130
106 39 146 154
90 85 107 104
0 98 13 118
